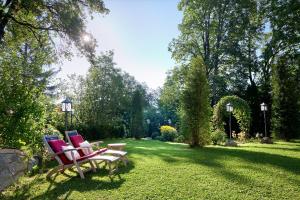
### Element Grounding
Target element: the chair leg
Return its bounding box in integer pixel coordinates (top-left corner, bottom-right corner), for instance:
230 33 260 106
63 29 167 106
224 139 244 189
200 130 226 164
121 156 128 166
108 161 113 176
94 160 100 169
75 163 85 179
89 160 96 172
47 166 60 178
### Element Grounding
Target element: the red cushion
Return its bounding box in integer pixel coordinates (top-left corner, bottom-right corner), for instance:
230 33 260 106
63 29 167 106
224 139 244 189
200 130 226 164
69 135 85 156
48 140 72 165
70 135 84 148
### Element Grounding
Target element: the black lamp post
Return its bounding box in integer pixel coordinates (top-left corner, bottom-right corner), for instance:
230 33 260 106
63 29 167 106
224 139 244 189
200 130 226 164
226 103 233 140
71 109 75 129
260 102 267 137
61 98 72 131
146 119 151 137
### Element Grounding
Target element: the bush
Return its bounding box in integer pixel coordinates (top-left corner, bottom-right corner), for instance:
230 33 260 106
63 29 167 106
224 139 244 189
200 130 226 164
174 135 185 143
160 125 178 141
211 130 227 145
151 132 160 139
154 135 165 141
237 131 247 143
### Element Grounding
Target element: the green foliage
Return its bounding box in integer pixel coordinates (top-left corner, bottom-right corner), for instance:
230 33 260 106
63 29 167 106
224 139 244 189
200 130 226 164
167 0 300 141
211 130 227 145
213 96 251 134
0 0 111 155
151 132 160 139
73 51 145 139
170 0 263 103
180 57 211 147
130 89 145 139
154 135 164 141
0 34 55 154
237 131 247 143
160 125 177 142
271 54 300 140
159 66 188 126
174 134 185 143
0 0 109 58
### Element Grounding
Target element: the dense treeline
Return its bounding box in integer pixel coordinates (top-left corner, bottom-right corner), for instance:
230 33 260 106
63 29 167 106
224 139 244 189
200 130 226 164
57 51 149 140
161 0 300 142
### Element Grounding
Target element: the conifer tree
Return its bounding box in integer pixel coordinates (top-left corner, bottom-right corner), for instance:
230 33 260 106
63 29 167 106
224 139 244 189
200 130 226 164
271 54 300 140
130 89 144 139
180 57 211 147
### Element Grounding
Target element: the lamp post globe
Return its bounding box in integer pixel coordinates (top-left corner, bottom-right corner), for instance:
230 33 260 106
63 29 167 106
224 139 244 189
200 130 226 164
226 103 233 112
260 102 267 112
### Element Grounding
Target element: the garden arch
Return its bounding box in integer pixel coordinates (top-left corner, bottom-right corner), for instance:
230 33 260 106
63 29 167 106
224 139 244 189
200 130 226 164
213 95 251 134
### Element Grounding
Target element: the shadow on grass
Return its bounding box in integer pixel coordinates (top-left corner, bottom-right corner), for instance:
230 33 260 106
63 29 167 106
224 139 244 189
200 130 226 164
130 140 300 175
127 140 300 188
243 145 300 153
4 161 135 200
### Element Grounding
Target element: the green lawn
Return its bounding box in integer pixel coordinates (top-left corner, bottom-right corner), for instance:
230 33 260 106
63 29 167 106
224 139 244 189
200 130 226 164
2 139 300 200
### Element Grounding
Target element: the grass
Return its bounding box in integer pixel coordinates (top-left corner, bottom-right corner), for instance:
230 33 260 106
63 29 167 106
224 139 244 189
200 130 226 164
2 139 300 200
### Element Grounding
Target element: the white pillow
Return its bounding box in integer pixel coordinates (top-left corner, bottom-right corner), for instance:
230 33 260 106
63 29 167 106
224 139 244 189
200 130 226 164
62 145 80 161
79 141 94 155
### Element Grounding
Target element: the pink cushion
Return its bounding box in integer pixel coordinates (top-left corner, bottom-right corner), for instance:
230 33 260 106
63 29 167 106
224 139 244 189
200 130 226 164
69 135 85 156
70 135 84 148
48 140 72 165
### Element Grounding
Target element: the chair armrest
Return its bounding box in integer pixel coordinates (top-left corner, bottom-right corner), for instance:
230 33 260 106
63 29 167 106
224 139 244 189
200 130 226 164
75 146 94 150
90 141 103 147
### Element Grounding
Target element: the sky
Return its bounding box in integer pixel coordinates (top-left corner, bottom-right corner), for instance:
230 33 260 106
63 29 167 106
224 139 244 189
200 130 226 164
56 0 182 89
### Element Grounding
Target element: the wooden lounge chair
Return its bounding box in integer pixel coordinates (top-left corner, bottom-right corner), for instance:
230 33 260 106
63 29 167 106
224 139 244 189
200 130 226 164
65 130 128 166
43 135 120 179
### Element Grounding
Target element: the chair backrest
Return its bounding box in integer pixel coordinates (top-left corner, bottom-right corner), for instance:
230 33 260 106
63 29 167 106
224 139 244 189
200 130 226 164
65 130 86 156
43 135 72 165
65 130 79 144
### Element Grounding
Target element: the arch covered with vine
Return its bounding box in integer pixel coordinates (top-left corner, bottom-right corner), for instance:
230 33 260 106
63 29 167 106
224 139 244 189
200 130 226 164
213 95 251 134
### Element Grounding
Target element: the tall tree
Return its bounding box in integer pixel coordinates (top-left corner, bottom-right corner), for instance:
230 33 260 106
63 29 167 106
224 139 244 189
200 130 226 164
180 57 211 147
79 51 127 137
76 51 144 139
130 89 144 139
170 0 259 104
159 65 188 126
0 36 54 152
271 54 300 140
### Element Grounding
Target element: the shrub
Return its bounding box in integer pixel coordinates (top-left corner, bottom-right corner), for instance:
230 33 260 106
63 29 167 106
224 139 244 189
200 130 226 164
160 125 178 141
154 135 165 141
211 130 227 145
174 135 185 143
151 132 160 139
232 131 237 139
237 131 247 143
